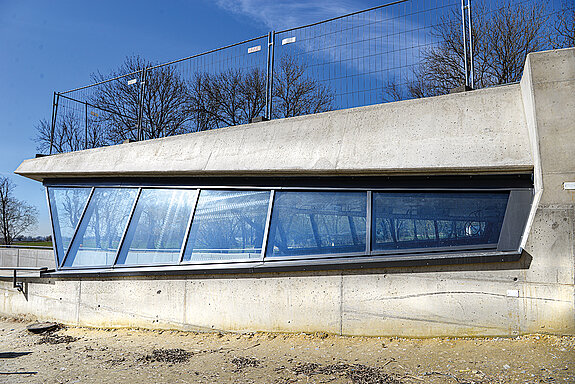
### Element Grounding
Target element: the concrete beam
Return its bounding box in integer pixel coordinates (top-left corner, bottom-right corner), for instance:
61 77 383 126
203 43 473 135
16 84 532 182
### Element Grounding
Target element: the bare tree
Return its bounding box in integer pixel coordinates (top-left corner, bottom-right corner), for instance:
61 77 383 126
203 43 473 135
188 68 267 131
92 56 192 142
272 55 334 118
190 56 334 128
550 3 575 49
0 177 38 245
384 1 551 100
35 112 107 154
36 53 334 153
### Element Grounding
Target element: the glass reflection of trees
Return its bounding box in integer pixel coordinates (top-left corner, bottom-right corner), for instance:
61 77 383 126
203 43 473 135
267 192 367 257
50 187 513 268
48 187 92 264
117 189 196 265
64 188 138 267
183 190 270 262
372 192 509 251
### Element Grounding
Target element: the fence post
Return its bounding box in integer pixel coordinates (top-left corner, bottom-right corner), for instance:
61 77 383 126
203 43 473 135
84 101 88 150
49 92 60 155
461 0 474 88
467 0 474 89
136 68 148 141
460 0 469 87
265 31 276 120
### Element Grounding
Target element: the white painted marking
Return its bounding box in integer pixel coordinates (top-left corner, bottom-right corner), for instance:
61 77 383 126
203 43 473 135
506 289 519 297
563 182 575 190
248 45 261 54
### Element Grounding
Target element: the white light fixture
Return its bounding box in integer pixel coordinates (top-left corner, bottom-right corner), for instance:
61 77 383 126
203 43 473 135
564 182 575 190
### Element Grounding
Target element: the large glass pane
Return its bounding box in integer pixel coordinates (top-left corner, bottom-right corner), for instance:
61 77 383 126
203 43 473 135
266 192 367 257
64 188 138 267
182 190 270 262
372 192 509 252
48 187 92 265
116 189 197 265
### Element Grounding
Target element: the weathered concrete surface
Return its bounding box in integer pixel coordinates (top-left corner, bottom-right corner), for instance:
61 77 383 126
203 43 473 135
3 48 574 337
1 264 573 336
15 84 532 181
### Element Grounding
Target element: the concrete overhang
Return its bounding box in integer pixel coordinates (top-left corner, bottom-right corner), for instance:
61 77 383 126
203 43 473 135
16 81 533 182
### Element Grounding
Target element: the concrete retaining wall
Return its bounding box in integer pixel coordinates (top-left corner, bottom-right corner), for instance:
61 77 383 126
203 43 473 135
1 259 573 336
0 247 55 269
3 48 574 336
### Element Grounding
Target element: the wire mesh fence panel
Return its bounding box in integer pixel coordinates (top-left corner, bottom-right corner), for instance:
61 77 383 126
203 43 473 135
142 35 269 138
51 71 145 153
272 0 460 116
47 0 574 154
469 0 574 87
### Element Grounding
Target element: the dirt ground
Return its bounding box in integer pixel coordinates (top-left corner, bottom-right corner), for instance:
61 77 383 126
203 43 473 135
0 317 573 384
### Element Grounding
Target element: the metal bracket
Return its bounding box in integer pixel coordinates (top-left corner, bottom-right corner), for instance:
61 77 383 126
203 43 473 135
0 267 49 293
13 270 24 292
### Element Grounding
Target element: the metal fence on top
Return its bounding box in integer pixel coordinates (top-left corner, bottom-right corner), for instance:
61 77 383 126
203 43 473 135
47 0 573 154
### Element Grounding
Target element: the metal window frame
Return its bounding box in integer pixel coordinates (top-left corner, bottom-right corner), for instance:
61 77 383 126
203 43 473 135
47 186 93 267
45 177 533 274
112 188 199 268
45 187 60 267
264 190 369 260
112 188 142 267
59 187 95 268
59 187 139 270
180 189 272 266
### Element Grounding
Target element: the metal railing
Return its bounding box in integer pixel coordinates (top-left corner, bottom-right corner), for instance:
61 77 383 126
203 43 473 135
0 267 50 292
46 0 573 154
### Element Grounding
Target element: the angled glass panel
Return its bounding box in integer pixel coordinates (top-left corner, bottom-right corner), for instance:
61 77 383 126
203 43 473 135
266 192 367 257
116 189 197 265
47 187 92 265
183 190 270 263
372 192 509 252
64 188 138 267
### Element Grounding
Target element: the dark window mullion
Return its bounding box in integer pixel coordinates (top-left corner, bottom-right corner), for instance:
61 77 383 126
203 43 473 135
179 189 201 263
260 190 275 261
113 188 142 267
46 187 60 267
366 191 372 255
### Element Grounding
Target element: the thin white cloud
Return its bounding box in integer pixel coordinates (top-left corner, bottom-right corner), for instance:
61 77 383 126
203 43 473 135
215 0 359 31
215 0 436 97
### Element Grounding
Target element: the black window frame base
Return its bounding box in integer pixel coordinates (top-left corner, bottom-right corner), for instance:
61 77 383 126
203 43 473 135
41 249 522 278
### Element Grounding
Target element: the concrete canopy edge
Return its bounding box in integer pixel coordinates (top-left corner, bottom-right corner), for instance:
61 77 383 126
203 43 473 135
15 83 533 182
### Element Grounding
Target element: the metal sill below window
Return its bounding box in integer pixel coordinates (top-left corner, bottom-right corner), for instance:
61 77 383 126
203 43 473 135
42 249 522 278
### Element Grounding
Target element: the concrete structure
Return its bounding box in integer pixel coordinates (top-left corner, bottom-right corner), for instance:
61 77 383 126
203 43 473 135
1 48 574 336
0 247 55 269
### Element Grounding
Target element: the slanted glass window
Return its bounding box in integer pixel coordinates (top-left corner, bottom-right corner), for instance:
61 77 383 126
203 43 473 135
266 192 367 257
182 190 270 263
116 189 197 266
48 187 92 265
372 192 509 252
63 188 138 267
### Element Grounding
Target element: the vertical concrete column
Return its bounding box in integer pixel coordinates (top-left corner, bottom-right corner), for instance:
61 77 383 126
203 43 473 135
520 48 575 334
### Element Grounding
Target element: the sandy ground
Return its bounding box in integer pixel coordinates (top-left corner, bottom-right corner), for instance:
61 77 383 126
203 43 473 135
0 317 573 384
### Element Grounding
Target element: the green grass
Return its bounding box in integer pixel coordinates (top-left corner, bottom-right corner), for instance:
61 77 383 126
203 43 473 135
12 241 53 247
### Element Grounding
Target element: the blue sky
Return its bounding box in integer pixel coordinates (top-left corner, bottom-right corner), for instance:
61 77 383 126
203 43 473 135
0 0 566 237
0 0 379 236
